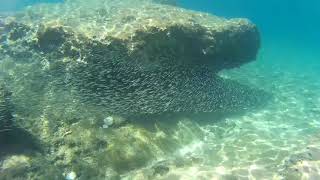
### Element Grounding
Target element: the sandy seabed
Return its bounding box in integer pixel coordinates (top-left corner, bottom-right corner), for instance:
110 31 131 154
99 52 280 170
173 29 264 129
124 43 320 180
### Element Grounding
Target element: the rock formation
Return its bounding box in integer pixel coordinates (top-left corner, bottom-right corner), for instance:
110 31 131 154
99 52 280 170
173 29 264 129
0 0 263 115
0 0 270 178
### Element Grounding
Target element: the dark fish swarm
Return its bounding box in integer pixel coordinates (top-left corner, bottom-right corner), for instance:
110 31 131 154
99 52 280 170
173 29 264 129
0 82 14 131
67 39 267 114
152 0 178 6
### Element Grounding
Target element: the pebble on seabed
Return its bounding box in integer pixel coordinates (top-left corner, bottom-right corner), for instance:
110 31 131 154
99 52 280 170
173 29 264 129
103 116 114 128
65 171 77 180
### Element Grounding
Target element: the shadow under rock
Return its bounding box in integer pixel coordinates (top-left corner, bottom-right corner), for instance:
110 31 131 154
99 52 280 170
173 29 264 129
0 81 42 158
0 127 55 180
0 127 42 158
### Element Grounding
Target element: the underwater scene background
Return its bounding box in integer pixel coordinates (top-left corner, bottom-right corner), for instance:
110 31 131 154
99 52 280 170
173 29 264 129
0 0 320 179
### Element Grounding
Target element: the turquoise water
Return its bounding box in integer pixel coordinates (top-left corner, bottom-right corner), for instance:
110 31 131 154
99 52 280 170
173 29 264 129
1 0 320 179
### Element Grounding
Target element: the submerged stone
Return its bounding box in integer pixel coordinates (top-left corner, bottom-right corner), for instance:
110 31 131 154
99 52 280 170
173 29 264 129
0 0 264 115
65 171 77 180
153 164 170 176
102 116 114 128
1 155 31 170
0 0 268 178
0 155 31 179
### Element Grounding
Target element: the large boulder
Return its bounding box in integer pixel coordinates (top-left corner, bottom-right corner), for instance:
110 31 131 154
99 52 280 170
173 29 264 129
0 0 264 115
0 1 268 178
13 0 259 71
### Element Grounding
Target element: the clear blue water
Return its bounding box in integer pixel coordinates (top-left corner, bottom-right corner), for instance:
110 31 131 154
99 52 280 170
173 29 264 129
1 0 320 179
0 0 63 11
181 0 320 43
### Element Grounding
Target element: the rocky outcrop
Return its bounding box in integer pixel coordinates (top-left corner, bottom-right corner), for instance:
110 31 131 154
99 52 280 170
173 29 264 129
0 0 263 115
0 1 269 178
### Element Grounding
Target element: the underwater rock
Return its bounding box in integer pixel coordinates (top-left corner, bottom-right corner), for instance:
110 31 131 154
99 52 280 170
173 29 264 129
102 115 127 128
10 0 260 71
64 171 77 180
102 116 114 128
0 0 267 178
104 168 120 180
152 164 170 176
1 155 31 170
0 0 264 115
0 155 32 179
279 146 320 179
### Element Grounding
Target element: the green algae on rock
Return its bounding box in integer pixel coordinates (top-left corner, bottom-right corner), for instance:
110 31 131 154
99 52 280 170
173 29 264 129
16 0 259 71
